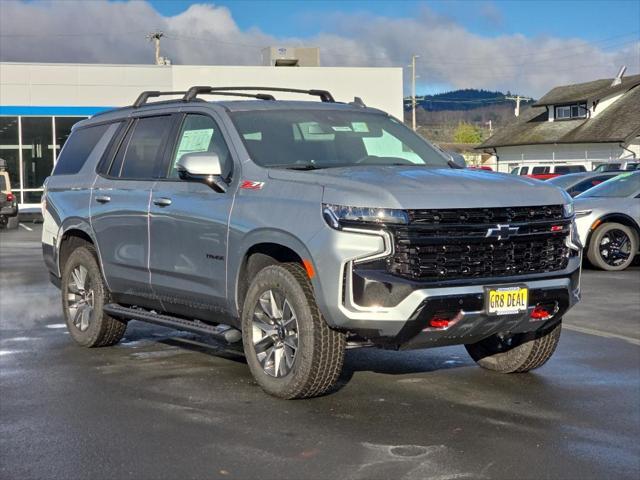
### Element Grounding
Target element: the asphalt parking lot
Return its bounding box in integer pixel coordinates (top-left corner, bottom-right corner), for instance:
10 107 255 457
1 224 639 480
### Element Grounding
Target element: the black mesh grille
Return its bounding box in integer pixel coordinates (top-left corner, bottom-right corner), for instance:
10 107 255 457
388 205 571 281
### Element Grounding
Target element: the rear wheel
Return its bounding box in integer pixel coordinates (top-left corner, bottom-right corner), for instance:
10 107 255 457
587 222 637 271
241 263 345 399
61 244 126 347
465 321 561 373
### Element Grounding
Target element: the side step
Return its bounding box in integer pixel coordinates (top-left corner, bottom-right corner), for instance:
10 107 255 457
103 303 242 344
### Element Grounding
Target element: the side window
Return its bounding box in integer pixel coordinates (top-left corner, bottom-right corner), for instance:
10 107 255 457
519 166 529 175
53 123 111 175
110 116 173 179
169 114 232 180
555 166 569 174
532 166 550 174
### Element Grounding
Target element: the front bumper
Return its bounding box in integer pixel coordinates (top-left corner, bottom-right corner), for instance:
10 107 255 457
309 224 581 349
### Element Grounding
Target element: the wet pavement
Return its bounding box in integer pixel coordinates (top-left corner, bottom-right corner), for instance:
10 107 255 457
1 225 639 479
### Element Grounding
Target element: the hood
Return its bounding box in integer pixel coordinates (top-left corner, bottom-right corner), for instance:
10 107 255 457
268 166 569 209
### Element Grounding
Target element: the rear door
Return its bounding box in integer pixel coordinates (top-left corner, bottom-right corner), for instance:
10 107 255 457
148 111 236 318
91 114 176 305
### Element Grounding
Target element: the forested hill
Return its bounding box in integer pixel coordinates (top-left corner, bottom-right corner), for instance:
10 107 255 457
404 89 535 112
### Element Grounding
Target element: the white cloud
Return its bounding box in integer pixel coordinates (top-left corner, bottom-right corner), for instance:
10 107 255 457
0 0 638 97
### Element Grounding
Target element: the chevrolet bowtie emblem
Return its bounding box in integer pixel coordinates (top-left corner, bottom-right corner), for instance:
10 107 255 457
486 224 519 240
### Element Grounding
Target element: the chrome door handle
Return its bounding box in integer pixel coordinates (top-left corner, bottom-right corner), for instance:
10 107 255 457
152 197 172 207
95 195 111 203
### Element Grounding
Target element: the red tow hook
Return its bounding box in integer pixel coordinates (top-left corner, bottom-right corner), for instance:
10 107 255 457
530 302 558 321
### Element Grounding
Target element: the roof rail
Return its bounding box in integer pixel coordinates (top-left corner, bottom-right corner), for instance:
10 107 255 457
133 91 186 108
183 86 335 103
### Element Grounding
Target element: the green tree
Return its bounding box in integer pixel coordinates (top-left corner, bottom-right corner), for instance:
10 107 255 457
453 122 483 144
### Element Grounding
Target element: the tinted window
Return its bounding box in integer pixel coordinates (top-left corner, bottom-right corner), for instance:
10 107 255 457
113 116 173 179
169 114 232 180
53 123 110 175
0 176 6 191
519 166 529 175
532 166 550 174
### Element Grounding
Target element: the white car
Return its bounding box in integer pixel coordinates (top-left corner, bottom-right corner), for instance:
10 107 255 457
574 172 640 270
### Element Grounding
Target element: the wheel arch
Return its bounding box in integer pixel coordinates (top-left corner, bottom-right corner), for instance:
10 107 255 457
585 213 640 256
56 220 104 281
231 229 319 318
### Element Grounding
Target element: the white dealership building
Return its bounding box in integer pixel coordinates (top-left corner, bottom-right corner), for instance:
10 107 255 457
0 62 403 209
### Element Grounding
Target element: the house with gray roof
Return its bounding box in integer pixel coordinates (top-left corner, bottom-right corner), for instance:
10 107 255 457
478 71 640 172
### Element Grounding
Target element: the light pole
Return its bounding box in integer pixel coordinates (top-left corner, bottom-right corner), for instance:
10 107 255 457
410 54 420 131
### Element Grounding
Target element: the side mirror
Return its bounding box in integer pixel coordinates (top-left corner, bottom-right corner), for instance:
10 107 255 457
176 152 227 193
447 151 467 169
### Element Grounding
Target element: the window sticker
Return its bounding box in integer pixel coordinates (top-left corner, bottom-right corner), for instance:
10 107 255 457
174 128 214 166
331 126 353 132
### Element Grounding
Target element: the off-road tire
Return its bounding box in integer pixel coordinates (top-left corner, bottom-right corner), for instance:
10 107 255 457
587 222 637 271
6 216 19 229
241 262 346 399
61 243 126 347
465 321 561 373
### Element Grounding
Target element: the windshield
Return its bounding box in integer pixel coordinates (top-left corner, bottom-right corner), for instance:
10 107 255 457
578 172 640 198
229 109 450 169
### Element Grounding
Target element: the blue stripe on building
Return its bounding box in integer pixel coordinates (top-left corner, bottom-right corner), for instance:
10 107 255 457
0 106 112 116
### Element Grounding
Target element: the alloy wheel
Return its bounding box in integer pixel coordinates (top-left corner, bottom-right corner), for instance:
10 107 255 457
252 289 299 377
67 265 95 332
599 229 632 267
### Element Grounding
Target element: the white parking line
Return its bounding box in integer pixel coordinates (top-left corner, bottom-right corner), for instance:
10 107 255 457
19 223 33 232
564 324 640 346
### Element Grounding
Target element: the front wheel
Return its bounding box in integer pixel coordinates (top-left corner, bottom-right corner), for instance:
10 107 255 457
241 263 345 399
465 321 561 373
587 222 637 271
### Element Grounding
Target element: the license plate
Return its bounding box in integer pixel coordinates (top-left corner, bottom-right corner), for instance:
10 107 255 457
485 285 528 316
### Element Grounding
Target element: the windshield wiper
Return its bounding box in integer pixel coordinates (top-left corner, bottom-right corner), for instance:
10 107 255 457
285 164 322 170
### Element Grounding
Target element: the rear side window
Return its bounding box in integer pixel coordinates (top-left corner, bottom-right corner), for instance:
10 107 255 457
110 116 173 179
53 123 110 175
557 165 585 174
532 166 550 174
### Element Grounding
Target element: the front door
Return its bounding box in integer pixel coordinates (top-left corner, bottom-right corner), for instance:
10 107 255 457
148 112 236 319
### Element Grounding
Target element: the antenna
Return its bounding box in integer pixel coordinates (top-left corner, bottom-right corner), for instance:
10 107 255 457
611 65 627 87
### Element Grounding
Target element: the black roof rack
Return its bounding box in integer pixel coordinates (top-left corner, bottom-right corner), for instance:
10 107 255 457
183 86 335 103
133 91 186 108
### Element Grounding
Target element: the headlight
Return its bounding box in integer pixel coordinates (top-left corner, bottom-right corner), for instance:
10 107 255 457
563 202 574 218
322 203 409 229
575 209 592 217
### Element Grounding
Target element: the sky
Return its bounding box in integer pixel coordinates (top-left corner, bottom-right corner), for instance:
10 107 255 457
0 0 638 97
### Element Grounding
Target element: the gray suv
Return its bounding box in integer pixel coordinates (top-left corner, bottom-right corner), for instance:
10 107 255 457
42 86 582 399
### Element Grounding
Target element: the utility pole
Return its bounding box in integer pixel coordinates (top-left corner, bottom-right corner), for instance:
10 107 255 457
505 95 532 117
485 120 493 135
146 32 165 65
410 54 420 131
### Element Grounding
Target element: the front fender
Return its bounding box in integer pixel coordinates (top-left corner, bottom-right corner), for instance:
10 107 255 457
227 227 323 318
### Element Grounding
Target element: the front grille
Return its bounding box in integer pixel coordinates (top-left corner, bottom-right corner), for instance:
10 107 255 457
387 206 571 281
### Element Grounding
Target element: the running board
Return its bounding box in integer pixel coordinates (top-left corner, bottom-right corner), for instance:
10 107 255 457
103 303 242 344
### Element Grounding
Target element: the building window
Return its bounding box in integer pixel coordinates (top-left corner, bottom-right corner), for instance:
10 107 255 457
555 103 587 120
0 117 20 198
0 115 88 205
